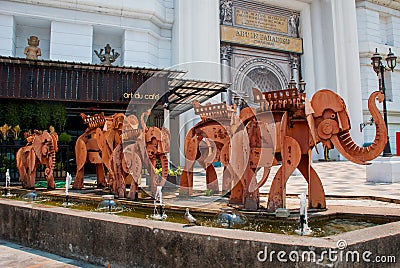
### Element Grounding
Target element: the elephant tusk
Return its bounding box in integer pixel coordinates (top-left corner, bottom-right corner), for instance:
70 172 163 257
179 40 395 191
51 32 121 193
331 135 369 165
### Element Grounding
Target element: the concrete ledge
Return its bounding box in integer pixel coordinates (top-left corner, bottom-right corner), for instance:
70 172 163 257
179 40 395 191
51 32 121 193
366 156 400 183
0 199 399 267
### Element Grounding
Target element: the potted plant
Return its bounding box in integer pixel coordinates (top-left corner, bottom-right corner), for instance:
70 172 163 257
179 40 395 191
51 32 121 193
155 166 182 188
0 124 11 144
12 125 22 145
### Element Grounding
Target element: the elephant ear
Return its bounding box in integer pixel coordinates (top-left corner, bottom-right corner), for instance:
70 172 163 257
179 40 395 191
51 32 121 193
96 128 106 152
123 144 142 181
75 138 87 171
31 134 43 160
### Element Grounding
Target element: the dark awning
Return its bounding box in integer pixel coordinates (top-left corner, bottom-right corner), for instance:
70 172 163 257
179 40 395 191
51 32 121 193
167 79 229 117
0 56 229 117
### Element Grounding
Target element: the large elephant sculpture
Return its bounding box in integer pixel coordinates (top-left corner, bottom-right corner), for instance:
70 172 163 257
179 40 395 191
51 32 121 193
180 87 387 211
111 110 170 199
237 88 387 211
72 112 125 189
16 130 59 189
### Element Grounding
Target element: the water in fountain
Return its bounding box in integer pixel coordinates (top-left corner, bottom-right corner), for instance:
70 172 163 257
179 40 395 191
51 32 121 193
62 172 73 207
21 191 37 201
2 169 15 197
151 186 167 220
295 192 312 236
212 208 249 229
96 195 122 213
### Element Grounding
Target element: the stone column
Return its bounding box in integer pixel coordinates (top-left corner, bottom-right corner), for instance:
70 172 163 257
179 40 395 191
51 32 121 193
290 53 300 87
163 102 170 166
331 0 363 145
172 0 220 80
220 44 232 104
0 14 15 56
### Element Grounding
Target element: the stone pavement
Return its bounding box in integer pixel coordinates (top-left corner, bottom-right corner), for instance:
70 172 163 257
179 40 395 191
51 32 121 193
0 240 101 268
192 160 400 201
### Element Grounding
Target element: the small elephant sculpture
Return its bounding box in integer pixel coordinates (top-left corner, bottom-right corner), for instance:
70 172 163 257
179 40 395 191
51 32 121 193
180 100 238 196
111 110 170 199
73 112 125 189
16 130 59 189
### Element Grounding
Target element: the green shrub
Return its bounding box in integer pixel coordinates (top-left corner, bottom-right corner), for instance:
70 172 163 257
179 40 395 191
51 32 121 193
58 132 72 144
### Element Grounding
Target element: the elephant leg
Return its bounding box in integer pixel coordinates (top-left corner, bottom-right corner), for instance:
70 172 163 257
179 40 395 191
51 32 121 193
160 154 169 184
267 136 301 211
73 168 85 189
222 166 232 194
96 164 107 188
117 175 126 199
127 180 138 200
297 154 326 209
18 166 28 188
112 168 125 198
180 153 197 196
149 158 159 197
180 134 199 196
26 168 36 189
45 167 56 190
180 170 194 196
229 179 244 206
124 148 142 200
244 167 259 210
205 164 219 194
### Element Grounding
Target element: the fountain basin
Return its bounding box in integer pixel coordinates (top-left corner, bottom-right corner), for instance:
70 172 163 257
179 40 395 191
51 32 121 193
0 198 400 267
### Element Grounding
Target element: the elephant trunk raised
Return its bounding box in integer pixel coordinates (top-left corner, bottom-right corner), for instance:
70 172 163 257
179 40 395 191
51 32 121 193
311 90 387 165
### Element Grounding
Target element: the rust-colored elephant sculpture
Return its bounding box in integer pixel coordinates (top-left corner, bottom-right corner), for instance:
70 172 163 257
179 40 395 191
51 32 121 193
234 88 387 211
179 101 238 196
180 87 387 211
111 110 170 199
16 130 59 189
72 112 124 189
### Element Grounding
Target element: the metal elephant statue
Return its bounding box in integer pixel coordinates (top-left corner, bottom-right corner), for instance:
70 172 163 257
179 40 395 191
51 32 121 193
111 110 170 199
16 130 59 189
72 112 125 189
230 88 387 211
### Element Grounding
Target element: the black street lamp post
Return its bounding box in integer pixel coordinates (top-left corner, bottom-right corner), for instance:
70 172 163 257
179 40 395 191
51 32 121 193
371 48 397 157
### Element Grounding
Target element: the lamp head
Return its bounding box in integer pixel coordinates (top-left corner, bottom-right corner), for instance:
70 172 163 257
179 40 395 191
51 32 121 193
386 48 397 72
371 48 382 74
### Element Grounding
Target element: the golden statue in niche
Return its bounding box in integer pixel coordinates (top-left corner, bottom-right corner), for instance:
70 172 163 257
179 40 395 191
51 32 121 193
24 36 42 60
94 44 120 66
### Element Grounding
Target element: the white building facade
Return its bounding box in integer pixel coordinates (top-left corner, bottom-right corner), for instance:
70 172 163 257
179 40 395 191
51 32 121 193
0 0 399 159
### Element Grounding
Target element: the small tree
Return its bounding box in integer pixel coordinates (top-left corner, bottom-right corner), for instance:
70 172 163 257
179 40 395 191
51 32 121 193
52 104 67 132
36 103 51 129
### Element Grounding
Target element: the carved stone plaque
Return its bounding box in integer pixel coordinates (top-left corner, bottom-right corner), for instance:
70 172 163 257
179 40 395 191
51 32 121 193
221 25 303 54
235 7 288 34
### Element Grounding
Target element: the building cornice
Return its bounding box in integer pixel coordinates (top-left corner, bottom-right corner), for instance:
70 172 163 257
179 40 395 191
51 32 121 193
4 0 173 28
358 0 400 11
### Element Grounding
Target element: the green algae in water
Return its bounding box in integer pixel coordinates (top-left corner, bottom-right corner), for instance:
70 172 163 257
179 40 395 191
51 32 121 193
3 195 398 237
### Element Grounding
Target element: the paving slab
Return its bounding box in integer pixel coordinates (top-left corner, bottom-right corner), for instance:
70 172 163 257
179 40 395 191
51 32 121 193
0 240 101 268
